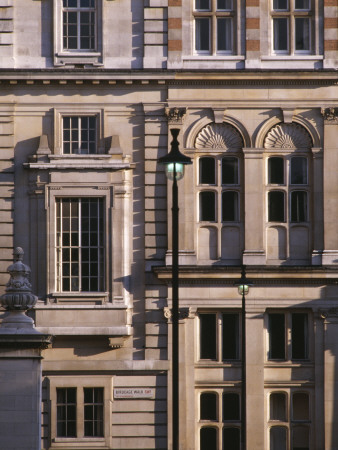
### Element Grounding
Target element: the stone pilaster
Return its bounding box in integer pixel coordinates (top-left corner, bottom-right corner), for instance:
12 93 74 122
323 0 338 69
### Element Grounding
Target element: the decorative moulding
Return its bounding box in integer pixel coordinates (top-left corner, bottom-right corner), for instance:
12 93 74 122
321 107 338 124
195 123 243 150
264 123 312 149
165 107 187 124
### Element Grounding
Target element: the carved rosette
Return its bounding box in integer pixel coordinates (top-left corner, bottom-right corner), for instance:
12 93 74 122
321 107 338 124
195 123 243 150
163 307 197 321
0 247 37 311
165 107 187 124
264 123 312 149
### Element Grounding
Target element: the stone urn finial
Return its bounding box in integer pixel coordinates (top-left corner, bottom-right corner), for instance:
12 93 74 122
0 247 38 331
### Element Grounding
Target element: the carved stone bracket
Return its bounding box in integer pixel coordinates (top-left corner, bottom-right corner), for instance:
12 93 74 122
165 107 187 124
108 337 128 349
163 306 197 322
321 107 338 124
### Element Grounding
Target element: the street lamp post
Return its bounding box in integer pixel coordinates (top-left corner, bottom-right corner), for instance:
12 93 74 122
158 128 192 450
235 265 253 450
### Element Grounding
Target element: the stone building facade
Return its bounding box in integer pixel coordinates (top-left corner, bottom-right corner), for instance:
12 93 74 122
0 0 337 449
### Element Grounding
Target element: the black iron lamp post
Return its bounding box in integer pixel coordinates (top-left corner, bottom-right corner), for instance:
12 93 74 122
235 265 253 450
158 128 192 450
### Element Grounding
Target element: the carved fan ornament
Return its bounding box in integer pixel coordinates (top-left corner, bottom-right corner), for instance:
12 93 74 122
264 123 312 149
195 123 243 150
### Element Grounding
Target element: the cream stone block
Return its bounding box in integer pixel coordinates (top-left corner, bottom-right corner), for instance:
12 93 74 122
144 20 167 33
0 19 13 32
145 33 168 45
149 0 168 6
144 8 167 20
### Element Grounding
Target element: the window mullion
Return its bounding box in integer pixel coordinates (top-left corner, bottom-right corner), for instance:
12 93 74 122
77 9 81 50
218 313 222 362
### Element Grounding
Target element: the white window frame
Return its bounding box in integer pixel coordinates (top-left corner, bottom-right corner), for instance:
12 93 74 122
46 185 113 302
49 376 113 449
54 108 104 155
267 388 312 450
53 0 103 66
271 0 313 55
62 115 98 154
266 154 310 224
265 311 312 363
193 0 236 55
197 388 242 450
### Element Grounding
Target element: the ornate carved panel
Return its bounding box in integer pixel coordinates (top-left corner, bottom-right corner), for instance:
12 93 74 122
195 123 243 150
264 123 312 149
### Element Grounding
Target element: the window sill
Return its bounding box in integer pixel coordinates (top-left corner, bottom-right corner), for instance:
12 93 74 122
262 55 323 61
51 437 109 449
183 55 245 61
54 52 103 67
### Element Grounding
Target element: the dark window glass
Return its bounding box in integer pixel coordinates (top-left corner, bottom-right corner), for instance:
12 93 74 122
200 158 216 184
269 157 284 184
217 0 232 9
295 18 310 51
222 314 239 360
222 157 238 184
84 387 104 437
291 191 307 222
223 427 240 450
273 18 288 51
57 388 77 437
295 0 309 9
292 393 309 421
268 191 285 222
200 427 217 450
56 198 104 292
200 393 217 420
273 0 288 9
223 394 240 421
200 314 217 359
291 313 308 359
270 393 286 421
292 426 309 450
196 0 210 9
196 18 210 51
200 191 216 221
269 314 286 360
291 157 307 184
270 427 287 450
222 191 238 222
217 18 232 52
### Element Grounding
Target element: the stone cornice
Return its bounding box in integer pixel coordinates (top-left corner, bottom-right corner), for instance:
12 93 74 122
0 69 336 85
153 265 338 285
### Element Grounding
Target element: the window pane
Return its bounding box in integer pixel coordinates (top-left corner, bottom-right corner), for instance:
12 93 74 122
270 427 287 450
200 191 216 221
270 393 286 421
217 18 232 52
200 427 217 450
291 191 307 222
56 388 77 438
291 157 307 184
292 426 309 450
222 191 238 222
222 314 239 360
222 157 238 184
200 393 217 420
273 0 288 9
269 314 285 360
223 427 240 450
295 0 309 9
292 393 309 421
200 158 216 184
273 18 288 51
200 314 217 359
196 18 210 52
84 387 104 437
223 394 240 421
291 313 308 359
268 191 285 222
269 157 284 184
295 19 310 51
217 0 232 10
196 0 210 10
